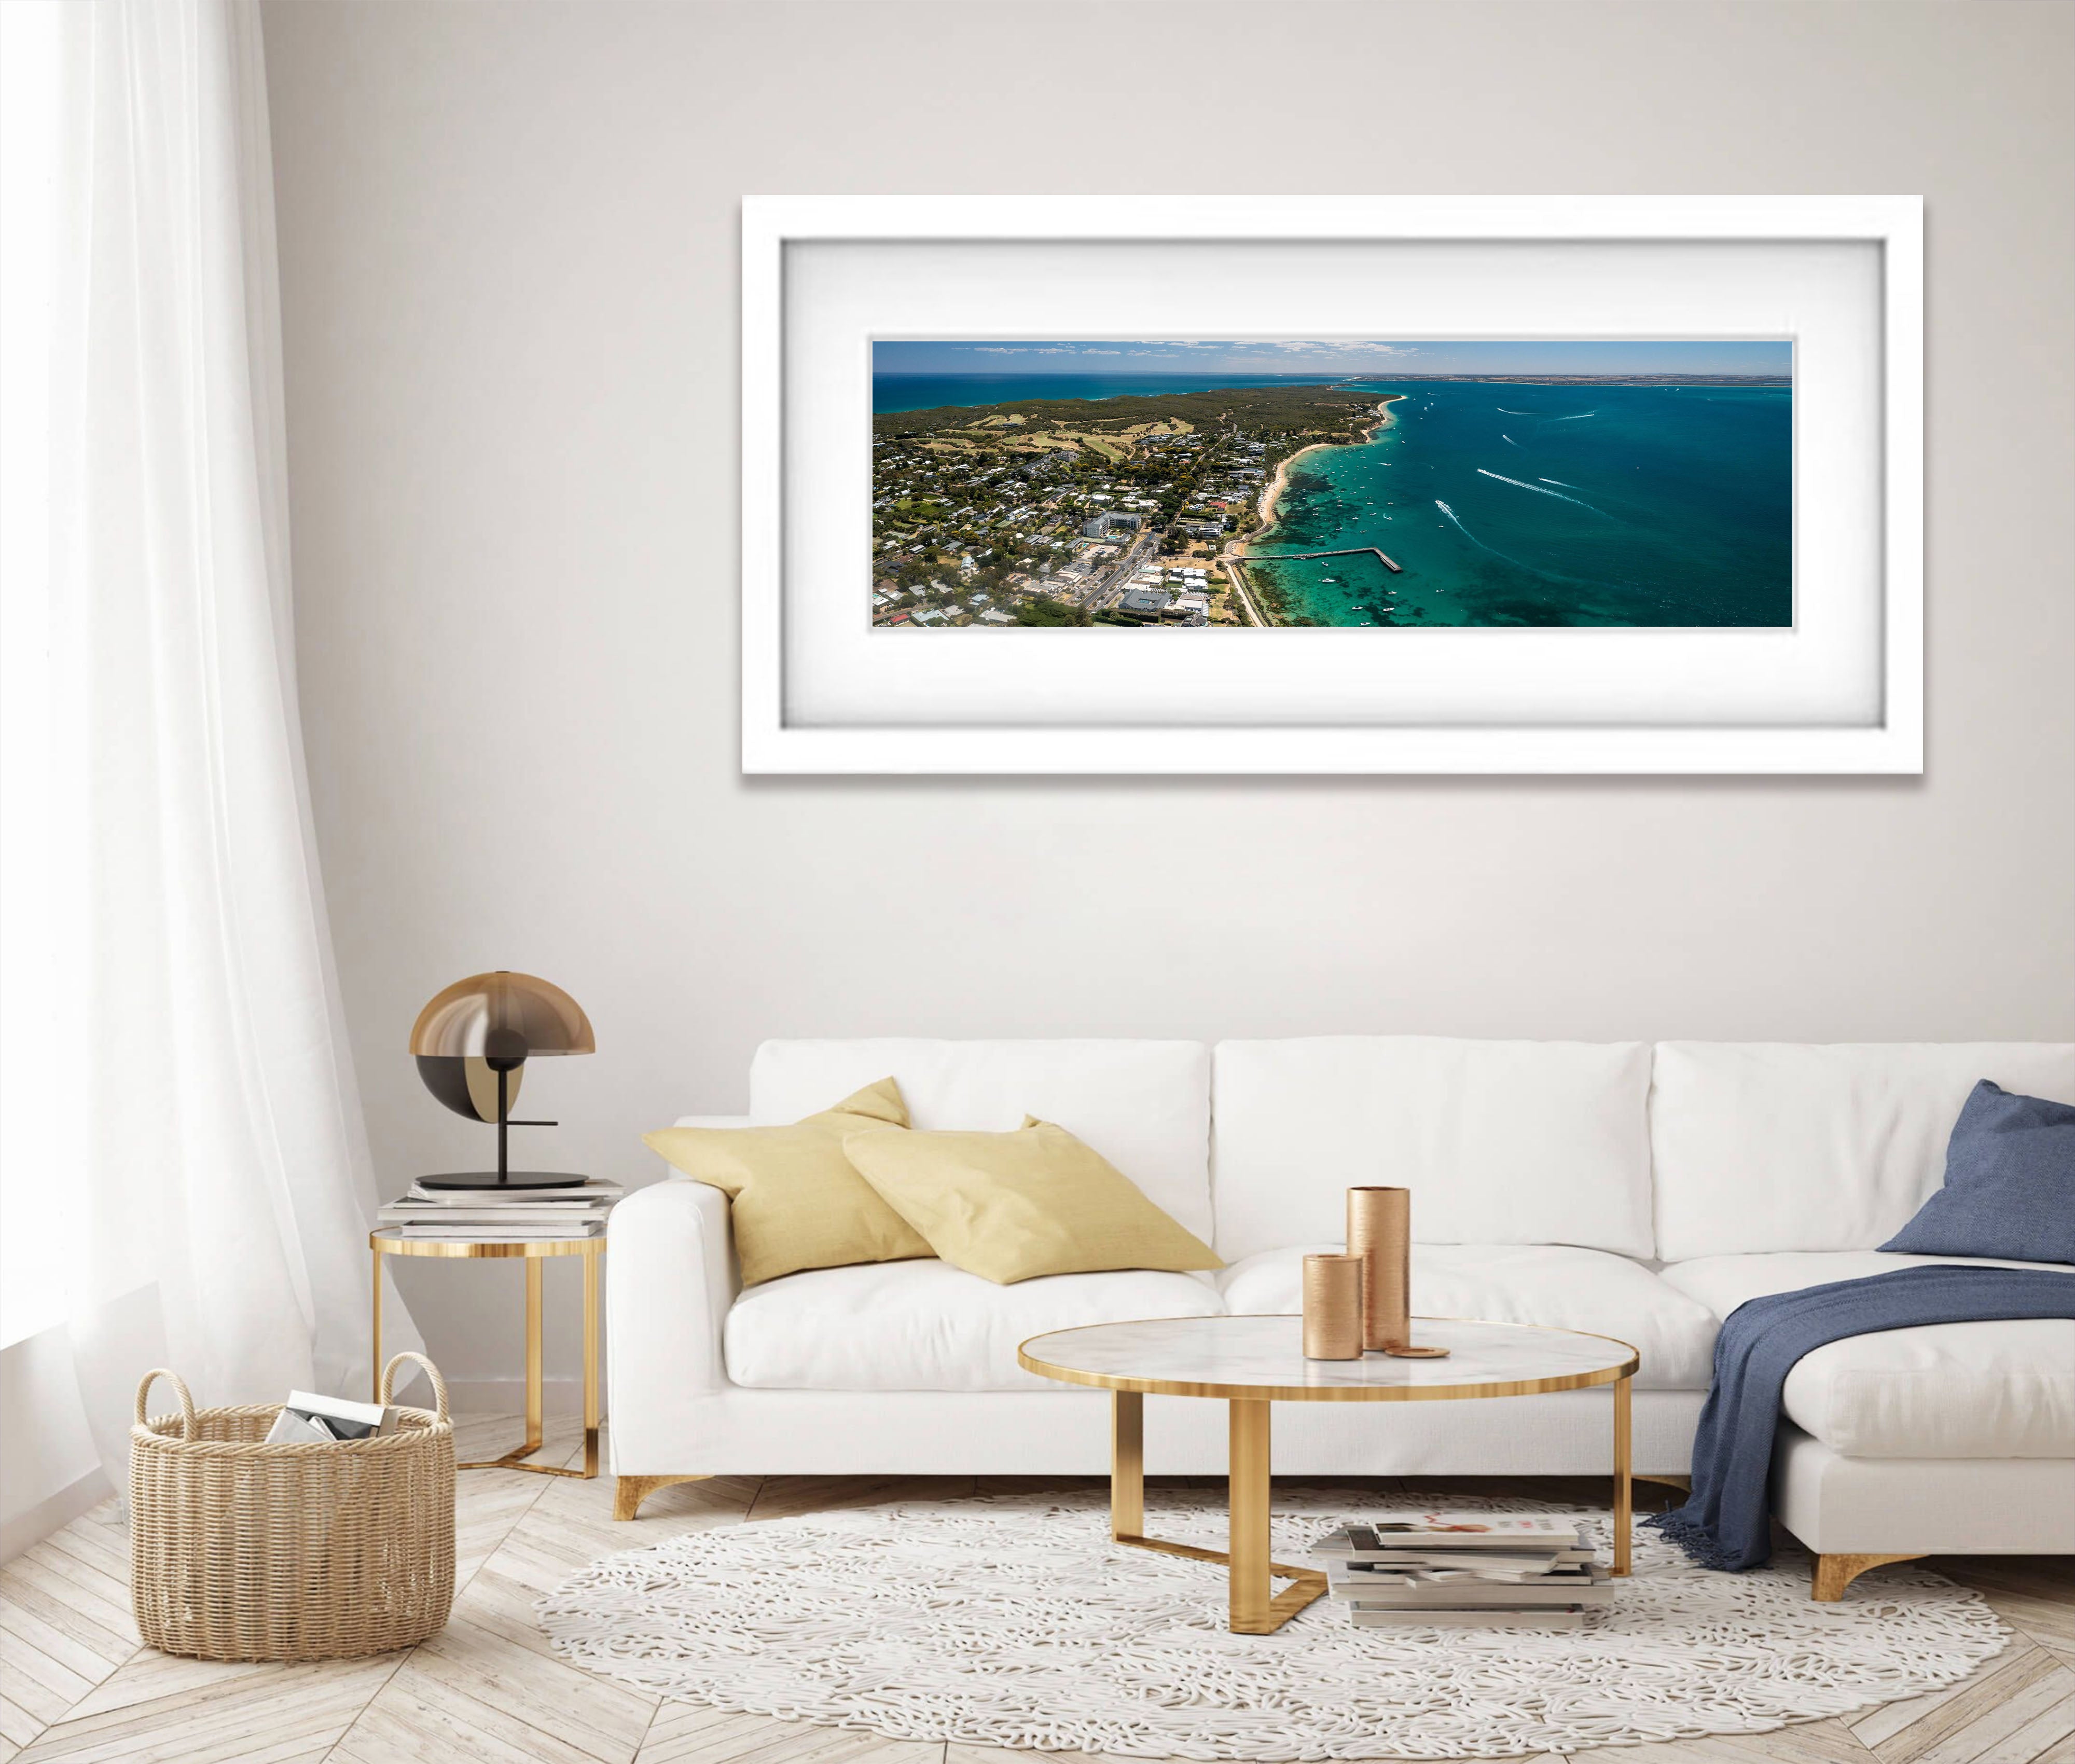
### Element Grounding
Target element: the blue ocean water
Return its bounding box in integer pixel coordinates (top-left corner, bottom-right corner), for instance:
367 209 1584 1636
872 371 1338 414
1250 382 1792 627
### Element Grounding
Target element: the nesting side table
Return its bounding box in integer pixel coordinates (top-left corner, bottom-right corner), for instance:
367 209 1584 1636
370 1229 603 1478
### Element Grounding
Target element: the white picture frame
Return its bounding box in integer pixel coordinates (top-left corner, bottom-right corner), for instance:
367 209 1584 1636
742 195 1921 775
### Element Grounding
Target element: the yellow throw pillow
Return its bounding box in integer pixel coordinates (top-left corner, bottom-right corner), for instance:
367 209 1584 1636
841 1116 1222 1285
642 1078 931 1286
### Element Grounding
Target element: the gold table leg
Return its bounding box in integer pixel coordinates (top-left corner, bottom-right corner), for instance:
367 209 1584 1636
1106 1390 1325 1634
1112 1390 1144 1539
581 1247 601 1478
523 1257 545 1454
459 1251 601 1478
1229 1398 1274 1631
1613 1372 1633 1576
370 1245 383 1403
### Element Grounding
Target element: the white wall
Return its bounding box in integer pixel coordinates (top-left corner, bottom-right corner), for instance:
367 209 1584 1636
259 0 2075 1395
0 1331 107 1560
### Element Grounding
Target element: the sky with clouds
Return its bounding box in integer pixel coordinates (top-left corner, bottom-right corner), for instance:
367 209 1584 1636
874 339 1793 376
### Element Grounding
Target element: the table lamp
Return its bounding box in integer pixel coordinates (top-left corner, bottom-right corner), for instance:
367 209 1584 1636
410 970 595 1190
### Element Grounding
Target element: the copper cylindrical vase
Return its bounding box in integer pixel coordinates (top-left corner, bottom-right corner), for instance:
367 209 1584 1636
1302 1253 1364 1359
1347 1186 1411 1353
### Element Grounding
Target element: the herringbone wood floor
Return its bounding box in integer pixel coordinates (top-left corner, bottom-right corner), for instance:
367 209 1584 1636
2 1417 2070 1764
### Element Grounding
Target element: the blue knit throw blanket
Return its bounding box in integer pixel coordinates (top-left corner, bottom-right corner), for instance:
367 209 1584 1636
1649 1264 2075 1572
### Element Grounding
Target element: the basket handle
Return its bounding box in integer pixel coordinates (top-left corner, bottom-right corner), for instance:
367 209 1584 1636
378 1351 448 1421
134 1369 197 1440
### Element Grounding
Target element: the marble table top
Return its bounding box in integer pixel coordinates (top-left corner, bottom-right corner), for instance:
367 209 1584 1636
1018 1314 1637 1401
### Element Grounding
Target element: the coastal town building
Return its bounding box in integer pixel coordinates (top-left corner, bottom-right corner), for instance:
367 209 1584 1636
869 381 1404 629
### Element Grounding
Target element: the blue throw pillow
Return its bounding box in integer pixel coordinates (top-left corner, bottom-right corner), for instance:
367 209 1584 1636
1880 1080 2075 1263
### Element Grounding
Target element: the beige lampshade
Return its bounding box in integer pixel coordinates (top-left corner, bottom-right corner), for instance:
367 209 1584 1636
409 971 595 1062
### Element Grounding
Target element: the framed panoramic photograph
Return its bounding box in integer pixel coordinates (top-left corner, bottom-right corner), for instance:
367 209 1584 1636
743 197 1921 774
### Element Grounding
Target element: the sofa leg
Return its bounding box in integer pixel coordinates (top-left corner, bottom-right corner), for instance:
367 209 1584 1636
615 1473 710 1521
1811 1552 1924 1601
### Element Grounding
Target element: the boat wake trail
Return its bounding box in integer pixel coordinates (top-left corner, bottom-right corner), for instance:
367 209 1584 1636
1476 468 1609 516
1539 477 1579 488
1549 411 1597 421
1435 500 1606 591
1497 407 1533 415
1502 434 1521 446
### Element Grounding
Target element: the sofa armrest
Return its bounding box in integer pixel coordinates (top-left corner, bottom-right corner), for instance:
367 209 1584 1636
607 1176 737 1413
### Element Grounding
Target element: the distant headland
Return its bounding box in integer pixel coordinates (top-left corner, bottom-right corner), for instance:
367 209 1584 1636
1336 373 1792 387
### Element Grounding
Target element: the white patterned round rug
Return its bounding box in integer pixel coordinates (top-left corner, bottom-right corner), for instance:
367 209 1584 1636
538 1490 2008 1759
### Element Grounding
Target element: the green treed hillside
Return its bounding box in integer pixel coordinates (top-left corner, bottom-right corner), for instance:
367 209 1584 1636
872 384 1382 442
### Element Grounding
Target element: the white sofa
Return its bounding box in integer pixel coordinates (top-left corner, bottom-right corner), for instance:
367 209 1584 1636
608 1037 2075 1594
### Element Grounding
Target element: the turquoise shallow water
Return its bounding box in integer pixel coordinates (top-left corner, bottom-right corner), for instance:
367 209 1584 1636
1249 382 1792 627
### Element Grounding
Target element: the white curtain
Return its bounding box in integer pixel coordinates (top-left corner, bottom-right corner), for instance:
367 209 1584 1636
0 0 413 1499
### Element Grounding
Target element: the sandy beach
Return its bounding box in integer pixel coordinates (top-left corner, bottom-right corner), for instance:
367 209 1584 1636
1242 396 1402 549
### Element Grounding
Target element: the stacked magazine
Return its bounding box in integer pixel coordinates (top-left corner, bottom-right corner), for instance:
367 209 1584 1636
265 1389 401 1444
377 1177 622 1241
1311 1516 1612 1629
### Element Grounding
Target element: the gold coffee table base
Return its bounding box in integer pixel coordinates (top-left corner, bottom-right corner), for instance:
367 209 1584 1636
1111 1391 1327 1633
370 1230 603 1479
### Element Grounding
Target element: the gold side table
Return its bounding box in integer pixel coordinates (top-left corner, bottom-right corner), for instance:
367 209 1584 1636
370 1228 603 1478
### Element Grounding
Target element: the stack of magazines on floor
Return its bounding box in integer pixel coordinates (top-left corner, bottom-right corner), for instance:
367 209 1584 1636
377 1177 622 1241
1311 1515 1612 1629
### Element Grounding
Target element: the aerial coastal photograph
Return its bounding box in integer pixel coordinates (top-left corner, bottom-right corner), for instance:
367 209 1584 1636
870 339 1793 628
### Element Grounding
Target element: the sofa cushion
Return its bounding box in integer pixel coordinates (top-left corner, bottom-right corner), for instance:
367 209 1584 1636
750 1040 1213 1242
643 1078 928 1286
1211 1038 1654 1261
1881 1081 2075 1264
1216 1243 1717 1389
845 1119 1221 1284
1650 1042 2075 1261
724 1259 1224 1393
1661 1251 2075 1458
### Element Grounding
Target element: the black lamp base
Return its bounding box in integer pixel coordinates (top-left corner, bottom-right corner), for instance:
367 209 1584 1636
416 1170 594 1192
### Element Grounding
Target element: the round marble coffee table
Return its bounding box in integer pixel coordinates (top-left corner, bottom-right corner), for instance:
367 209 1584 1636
1018 1314 1639 1634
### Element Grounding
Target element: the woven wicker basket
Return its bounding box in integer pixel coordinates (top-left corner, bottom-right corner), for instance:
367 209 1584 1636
130 1352 455 1661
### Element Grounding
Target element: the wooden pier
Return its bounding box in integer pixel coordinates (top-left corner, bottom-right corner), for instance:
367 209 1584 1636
1219 545 1403 573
